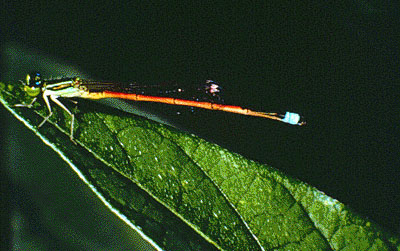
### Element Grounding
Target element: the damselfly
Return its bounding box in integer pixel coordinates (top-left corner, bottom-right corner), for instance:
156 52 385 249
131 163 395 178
17 72 305 140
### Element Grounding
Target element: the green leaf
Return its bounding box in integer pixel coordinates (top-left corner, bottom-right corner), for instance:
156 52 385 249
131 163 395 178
1 81 399 251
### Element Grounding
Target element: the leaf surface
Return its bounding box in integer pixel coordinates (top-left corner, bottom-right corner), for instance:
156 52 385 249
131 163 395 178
1 81 399 250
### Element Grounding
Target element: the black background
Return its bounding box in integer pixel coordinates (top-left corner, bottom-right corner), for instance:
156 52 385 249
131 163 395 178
1 1 399 249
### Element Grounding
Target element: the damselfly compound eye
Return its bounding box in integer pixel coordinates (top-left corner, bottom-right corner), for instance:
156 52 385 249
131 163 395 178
27 72 42 88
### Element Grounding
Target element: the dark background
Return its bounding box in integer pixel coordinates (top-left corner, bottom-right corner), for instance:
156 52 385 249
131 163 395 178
1 1 399 249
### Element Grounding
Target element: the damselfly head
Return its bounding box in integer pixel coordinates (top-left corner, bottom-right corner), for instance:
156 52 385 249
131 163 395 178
24 72 42 97
27 72 42 87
